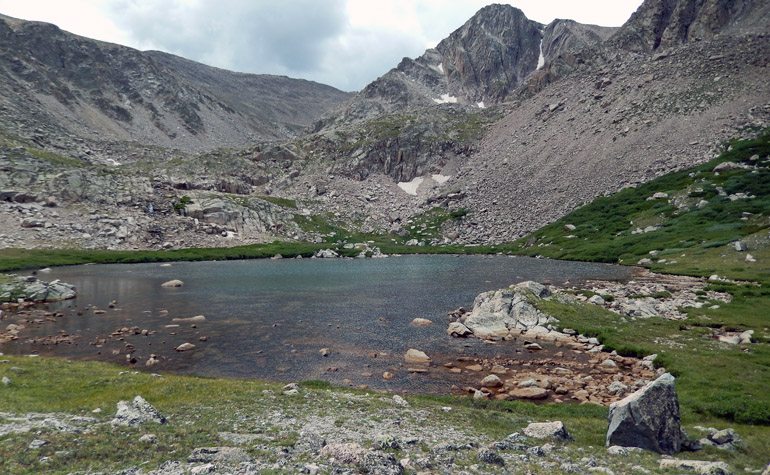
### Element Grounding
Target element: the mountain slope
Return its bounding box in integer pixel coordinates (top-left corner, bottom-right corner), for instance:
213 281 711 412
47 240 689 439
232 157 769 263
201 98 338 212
436 0 770 244
0 14 352 162
328 5 616 124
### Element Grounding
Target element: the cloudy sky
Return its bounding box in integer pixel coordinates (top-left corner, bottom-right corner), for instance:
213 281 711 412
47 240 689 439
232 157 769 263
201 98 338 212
0 0 644 91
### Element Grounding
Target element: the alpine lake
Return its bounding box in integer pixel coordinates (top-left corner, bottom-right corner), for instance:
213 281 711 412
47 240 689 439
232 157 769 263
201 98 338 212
1 255 638 395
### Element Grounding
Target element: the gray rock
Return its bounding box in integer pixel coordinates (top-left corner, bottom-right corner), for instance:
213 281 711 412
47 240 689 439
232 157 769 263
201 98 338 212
187 447 251 464
606 373 684 455
111 396 167 427
709 428 741 449
139 433 158 444
477 448 505 466
161 280 184 288
0 278 76 303
29 439 49 449
523 421 572 440
480 374 503 387
658 458 732 475
1 376 10 386
516 281 552 298
608 381 628 395
446 321 472 337
733 241 747 252
313 249 339 258
463 285 553 337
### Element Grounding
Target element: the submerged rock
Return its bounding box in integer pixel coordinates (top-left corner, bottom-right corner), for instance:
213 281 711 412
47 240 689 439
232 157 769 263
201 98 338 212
161 280 184 288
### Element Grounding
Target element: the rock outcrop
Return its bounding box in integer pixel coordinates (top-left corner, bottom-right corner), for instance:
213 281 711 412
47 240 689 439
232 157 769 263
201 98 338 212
606 373 685 454
459 282 555 337
610 0 770 52
111 396 167 427
0 276 75 303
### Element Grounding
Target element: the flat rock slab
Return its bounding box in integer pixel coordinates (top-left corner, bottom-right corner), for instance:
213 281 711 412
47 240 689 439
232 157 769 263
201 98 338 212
523 421 572 440
659 458 732 475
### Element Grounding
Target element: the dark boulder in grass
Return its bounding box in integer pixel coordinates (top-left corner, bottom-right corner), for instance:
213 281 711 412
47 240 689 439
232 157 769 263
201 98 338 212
606 373 684 455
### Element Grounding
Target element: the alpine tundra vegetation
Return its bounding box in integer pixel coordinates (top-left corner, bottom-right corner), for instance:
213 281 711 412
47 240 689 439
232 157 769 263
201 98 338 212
1 0 770 474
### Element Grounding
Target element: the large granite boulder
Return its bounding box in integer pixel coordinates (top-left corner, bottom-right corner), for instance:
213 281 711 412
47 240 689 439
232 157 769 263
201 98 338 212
0 277 76 303
606 373 684 455
462 282 554 337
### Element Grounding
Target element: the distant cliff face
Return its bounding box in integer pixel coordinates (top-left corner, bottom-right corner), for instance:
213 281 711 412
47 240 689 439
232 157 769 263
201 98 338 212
325 5 615 128
541 20 617 61
610 0 770 52
0 14 352 161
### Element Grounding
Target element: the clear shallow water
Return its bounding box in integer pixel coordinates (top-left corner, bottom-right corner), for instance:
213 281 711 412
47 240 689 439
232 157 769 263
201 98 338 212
3 255 637 393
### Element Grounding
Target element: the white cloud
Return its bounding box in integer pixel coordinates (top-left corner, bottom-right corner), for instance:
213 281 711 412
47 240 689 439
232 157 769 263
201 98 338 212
0 0 644 91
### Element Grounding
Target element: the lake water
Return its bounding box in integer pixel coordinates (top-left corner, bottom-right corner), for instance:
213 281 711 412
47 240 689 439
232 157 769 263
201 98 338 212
2 255 637 394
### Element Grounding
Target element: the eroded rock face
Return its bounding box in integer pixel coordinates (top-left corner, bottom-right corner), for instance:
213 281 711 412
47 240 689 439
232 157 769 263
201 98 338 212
610 0 769 53
606 373 684 454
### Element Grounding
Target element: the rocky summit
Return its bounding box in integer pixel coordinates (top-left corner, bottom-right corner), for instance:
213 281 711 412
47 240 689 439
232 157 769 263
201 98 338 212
0 0 768 252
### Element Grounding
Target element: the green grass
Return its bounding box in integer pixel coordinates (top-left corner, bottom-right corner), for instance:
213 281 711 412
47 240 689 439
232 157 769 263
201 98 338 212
254 194 298 209
0 242 327 272
508 129 770 270
493 129 770 425
1 354 768 474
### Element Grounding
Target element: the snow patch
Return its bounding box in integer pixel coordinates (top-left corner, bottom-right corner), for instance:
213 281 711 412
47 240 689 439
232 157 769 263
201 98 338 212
398 177 424 195
432 174 451 184
477 101 485 109
433 93 458 104
537 39 545 69
437 63 444 74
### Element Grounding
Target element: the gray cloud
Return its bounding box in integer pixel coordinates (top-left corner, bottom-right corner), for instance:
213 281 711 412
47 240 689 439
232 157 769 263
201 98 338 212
106 0 354 86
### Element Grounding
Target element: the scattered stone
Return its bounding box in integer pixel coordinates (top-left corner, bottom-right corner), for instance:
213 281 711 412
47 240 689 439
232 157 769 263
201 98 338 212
319 348 330 357
606 373 684 454
523 421 572 441
480 374 503 388
29 439 49 449
411 318 432 326
111 395 167 427
161 280 184 288
733 241 747 252
171 315 206 323
175 343 196 352
446 321 472 337
1 376 10 386
509 387 549 400
139 433 158 444
477 448 505 466
404 349 431 364
658 458 732 475
392 395 409 407
188 446 252 464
